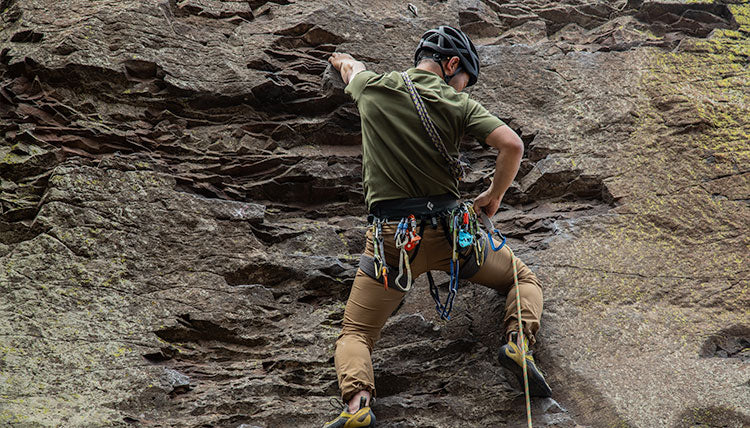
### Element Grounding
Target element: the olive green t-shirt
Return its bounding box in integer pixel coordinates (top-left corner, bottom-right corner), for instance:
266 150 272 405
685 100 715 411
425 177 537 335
345 67 505 210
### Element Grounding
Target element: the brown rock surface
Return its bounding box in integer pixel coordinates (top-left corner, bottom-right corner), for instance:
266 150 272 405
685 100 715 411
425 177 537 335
0 0 747 427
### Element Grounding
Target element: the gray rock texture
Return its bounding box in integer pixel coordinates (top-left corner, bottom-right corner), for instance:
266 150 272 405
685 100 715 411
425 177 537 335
0 0 748 427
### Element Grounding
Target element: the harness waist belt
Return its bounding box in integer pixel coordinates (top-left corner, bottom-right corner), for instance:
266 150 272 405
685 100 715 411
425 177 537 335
369 194 460 220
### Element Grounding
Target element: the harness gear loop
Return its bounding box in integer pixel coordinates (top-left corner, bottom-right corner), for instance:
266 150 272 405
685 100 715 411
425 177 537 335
394 218 408 248
474 230 485 267
403 215 422 251
391 215 422 292
470 205 485 266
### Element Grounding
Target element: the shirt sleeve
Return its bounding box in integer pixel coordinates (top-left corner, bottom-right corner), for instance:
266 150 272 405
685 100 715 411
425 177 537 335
464 98 506 142
344 70 378 102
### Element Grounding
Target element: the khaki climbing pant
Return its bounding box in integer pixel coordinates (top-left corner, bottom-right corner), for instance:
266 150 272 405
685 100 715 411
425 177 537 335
334 221 543 402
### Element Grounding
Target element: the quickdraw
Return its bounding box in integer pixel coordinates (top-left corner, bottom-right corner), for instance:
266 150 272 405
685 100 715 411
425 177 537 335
393 215 421 292
473 211 486 268
371 218 388 290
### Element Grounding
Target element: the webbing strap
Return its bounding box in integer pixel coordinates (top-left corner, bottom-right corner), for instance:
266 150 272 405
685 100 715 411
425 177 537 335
400 72 466 181
358 254 408 291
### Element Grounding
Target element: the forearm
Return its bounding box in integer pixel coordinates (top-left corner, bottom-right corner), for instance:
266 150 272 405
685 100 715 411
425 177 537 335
488 146 522 198
339 59 366 85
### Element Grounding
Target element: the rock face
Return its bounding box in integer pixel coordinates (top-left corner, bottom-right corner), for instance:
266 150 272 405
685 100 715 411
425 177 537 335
0 0 748 427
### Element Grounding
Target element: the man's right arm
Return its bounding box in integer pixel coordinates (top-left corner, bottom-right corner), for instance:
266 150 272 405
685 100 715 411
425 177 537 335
473 125 524 217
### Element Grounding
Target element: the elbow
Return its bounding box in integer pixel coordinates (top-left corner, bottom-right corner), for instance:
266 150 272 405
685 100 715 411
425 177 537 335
500 134 523 162
507 134 524 158
486 125 524 159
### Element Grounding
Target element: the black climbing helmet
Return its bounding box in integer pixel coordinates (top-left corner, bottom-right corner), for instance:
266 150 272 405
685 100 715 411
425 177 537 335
414 25 480 87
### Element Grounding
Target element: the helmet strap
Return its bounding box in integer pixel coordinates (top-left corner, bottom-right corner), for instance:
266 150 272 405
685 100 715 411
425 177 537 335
435 56 453 84
442 64 463 85
438 61 449 83
421 53 461 85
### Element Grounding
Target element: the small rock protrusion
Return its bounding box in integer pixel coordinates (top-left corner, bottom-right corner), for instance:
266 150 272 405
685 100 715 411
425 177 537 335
322 63 346 93
11 29 43 43
700 325 750 362
162 368 192 395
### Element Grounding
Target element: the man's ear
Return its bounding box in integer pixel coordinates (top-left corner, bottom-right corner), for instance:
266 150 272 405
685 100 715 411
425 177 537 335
448 56 461 74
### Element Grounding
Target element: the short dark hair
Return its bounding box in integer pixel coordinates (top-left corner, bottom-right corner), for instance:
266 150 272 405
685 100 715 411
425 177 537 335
415 48 446 67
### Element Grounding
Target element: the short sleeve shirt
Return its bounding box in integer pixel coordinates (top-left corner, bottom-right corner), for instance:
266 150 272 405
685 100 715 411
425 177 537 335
345 68 504 210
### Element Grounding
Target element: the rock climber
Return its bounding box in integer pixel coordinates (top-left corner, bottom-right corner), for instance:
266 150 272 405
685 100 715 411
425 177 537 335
323 25 550 428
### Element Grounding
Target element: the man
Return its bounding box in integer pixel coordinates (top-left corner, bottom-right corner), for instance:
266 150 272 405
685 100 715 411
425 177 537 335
324 26 550 428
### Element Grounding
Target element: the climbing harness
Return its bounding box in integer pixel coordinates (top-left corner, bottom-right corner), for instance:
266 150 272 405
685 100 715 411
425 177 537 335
363 201 510 323
482 211 532 428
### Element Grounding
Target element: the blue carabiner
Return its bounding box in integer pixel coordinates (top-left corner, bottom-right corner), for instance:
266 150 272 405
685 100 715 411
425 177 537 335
487 229 506 251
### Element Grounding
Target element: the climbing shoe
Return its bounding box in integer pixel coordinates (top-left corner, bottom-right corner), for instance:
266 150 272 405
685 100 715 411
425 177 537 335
498 334 552 398
323 396 376 428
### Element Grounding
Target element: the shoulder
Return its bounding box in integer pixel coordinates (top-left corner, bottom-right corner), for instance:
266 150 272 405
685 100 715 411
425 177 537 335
345 70 406 101
463 96 505 139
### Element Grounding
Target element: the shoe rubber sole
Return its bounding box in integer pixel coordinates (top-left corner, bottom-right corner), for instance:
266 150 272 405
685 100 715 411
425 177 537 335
498 344 552 398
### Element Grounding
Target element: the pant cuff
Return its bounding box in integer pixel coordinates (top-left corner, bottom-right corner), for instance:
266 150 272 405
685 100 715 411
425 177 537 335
505 323 537 346
341 383 376 403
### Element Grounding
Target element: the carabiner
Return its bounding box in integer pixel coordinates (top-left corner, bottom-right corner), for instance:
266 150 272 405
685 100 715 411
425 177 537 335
479 212 506 252
393 248 413 292
487 229 506 251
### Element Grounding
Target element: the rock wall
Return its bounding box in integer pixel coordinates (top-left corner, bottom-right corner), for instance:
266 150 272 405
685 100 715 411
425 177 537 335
0 0 748 427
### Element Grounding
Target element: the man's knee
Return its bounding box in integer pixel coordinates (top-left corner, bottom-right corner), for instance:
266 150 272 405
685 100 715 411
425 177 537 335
336 330 376 354
515 260 541 289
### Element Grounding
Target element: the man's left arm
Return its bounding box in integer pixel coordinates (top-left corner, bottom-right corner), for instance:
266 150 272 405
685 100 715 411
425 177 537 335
328 52 366 85
473 125 523 217
463 99 523 217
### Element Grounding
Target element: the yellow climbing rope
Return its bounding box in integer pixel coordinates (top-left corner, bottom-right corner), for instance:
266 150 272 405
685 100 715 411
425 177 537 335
479 211 533 426
510 247 533 428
